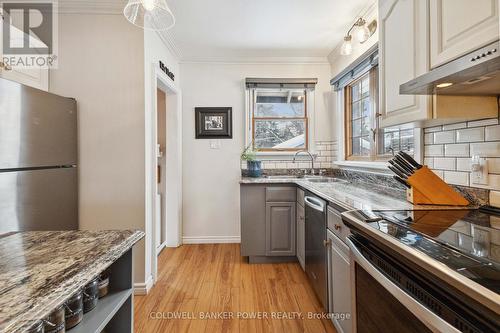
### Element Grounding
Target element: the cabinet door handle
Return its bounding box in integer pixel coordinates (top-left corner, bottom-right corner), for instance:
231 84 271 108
334 224 341 231
323 239 331 247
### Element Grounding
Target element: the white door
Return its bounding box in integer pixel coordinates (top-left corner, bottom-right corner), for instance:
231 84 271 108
430 0 499 68
378 0 432 128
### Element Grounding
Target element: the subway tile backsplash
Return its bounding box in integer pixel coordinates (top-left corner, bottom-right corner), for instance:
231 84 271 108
241 141 337 171
424 118 500 191
456 127 484 143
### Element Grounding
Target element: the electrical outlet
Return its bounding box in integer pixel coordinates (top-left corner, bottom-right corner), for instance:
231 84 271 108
471 156 488 185
209 140 221 149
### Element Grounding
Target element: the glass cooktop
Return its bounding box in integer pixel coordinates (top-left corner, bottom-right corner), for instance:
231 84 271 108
357 207 500 294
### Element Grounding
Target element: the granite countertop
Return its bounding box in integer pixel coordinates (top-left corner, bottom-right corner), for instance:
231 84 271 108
240 177 476 211
0 230 144 333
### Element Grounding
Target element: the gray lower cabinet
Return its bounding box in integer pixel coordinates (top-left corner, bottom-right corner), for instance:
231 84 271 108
296 201 305 270
327 229 352 333
266 202 296 256
241 184 296 262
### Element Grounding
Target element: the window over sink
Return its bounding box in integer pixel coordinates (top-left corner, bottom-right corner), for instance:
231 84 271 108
245 78 317 154
251 89 308 151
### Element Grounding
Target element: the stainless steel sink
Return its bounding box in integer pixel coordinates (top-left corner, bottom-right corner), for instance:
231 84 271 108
306 177 347 183
263 175 300 179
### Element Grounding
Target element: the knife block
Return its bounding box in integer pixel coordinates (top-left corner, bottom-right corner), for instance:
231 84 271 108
405 166 469 206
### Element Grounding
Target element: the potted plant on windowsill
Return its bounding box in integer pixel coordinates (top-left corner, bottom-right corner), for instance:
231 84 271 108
241 144 262 178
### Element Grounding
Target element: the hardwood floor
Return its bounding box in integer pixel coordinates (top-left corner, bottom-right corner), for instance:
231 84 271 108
134 243 336 333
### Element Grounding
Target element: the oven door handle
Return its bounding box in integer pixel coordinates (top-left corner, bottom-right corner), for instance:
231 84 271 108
346 238 461 333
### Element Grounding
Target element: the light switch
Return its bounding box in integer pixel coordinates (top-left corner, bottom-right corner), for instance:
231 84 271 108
471 156 488 185
209 140 221 149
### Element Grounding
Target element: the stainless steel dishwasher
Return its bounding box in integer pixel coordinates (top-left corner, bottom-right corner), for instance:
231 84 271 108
304 192 328 309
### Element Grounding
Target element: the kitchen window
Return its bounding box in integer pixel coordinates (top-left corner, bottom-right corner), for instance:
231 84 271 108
345 68 414 161
248 89 308 152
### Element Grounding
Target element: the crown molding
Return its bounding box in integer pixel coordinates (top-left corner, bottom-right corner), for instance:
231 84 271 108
179 56 330 65
57 0 125 15
156 30 182 61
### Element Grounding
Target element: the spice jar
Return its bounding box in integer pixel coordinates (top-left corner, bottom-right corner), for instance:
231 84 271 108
98 271 110 298
64 292 83 329
44 304 65 333
83 278 99 313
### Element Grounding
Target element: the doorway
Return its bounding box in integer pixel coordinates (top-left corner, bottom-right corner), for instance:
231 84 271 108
156 88 167 254
150 64 182 286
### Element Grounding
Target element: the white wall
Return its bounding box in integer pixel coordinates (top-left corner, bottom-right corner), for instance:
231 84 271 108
327 1 378 78
180 62 332 242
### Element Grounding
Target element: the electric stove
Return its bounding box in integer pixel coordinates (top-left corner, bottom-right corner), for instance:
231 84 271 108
350 206 500 294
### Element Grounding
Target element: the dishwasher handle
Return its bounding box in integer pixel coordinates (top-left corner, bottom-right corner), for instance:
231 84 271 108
304 196 325 212
346 237 461 333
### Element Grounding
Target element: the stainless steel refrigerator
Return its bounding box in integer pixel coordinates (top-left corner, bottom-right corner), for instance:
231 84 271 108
0 77 78 232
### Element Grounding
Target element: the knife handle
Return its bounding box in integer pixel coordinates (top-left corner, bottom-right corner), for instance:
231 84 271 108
398 151 422 169
388 165 409 179
393 175 411 189
393 155 415 173
388 160 411 177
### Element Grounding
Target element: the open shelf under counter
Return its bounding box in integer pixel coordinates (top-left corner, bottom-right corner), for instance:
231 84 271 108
70 289 133 333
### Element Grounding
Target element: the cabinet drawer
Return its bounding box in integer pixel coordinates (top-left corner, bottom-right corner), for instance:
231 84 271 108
327 206 350 242
266 187 296 202
297 188 305 207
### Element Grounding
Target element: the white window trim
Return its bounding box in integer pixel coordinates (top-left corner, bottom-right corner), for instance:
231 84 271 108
334 88 424 170
244 88 317 157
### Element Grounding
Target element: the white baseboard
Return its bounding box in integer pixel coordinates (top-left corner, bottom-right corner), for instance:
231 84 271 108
156 242 167 256
182 236 241 244
134 275 153 295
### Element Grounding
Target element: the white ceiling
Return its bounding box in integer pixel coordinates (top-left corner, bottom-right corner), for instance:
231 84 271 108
167 0 371 62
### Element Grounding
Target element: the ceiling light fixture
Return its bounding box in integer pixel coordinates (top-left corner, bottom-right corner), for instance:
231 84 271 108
436 83 453 88
124 0 175 31
340 17 377 55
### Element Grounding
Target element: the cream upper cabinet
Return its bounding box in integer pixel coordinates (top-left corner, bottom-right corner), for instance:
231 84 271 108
378 0 432 128
0 66 49 91
0 15 49 91
430 0 499 68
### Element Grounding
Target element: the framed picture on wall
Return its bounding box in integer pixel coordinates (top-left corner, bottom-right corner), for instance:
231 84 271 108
195 107 233 139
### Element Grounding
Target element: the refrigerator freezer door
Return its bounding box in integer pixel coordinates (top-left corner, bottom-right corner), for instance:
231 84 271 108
0 78 77 169
0 168 78 231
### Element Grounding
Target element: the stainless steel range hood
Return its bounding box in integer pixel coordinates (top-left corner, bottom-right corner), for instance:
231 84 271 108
400 41 500 96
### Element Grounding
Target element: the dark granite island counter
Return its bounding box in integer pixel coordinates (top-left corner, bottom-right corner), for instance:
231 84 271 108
0 230 144 333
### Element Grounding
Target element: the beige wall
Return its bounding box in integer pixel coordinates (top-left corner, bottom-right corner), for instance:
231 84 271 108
180 62 332 242
49 14 147 283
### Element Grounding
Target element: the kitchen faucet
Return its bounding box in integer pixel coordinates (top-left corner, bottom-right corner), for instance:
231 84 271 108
293 150 315 175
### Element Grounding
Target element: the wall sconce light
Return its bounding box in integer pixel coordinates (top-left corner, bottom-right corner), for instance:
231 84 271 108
340 17 377 56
